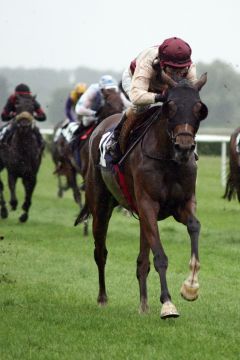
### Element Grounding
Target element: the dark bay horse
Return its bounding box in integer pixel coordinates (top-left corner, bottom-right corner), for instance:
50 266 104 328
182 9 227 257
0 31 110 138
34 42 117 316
76 73 208 318
223 127 240 201
0 107 44 222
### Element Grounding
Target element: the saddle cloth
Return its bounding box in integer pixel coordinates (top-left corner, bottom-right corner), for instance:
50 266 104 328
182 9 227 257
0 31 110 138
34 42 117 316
99 129 115 168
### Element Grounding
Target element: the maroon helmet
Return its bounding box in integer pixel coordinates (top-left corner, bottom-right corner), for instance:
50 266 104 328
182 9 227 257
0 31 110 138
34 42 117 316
159 37 192 68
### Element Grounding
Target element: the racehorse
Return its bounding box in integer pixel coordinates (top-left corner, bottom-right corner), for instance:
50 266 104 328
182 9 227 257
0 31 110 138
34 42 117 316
75 73 208 318
0 99 44 222
223 127 240 201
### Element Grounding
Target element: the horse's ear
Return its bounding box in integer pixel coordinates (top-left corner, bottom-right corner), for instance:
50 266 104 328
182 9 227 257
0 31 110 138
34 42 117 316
194 73 207 91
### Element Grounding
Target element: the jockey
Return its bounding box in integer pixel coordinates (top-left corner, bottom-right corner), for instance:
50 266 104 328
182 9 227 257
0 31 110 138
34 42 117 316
65 82 87 123
0 83 46 147
107 37 198 162
61 75 118 143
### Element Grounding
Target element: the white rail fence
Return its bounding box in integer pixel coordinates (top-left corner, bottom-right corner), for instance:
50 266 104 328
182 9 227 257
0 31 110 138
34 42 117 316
40 129 230 187
196 135 230 187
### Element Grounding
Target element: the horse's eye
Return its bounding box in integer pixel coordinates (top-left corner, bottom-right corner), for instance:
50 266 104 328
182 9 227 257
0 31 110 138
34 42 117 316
168 101 177 118
193 102 208 121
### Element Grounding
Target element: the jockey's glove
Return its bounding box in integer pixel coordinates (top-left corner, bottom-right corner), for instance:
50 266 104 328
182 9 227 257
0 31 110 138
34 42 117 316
155 93 168 103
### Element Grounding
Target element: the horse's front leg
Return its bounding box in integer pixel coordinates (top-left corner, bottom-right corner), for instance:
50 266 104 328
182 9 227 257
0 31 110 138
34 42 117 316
178 199 201 301
0 176 8 219
20 175 37 222
137 195 179 319
8 172 18 210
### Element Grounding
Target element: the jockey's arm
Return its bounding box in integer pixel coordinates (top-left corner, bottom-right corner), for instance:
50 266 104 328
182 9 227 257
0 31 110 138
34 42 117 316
1 95 16 121
75 91 97 118
129 49 159 106
33 100 46 121
65 97 75 122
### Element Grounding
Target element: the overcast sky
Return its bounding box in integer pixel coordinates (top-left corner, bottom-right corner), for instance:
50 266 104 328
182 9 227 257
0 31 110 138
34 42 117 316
0 0 239 72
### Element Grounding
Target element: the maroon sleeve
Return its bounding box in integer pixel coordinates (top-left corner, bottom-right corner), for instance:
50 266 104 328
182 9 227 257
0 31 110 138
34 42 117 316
34 99 46 121
1 95 16 121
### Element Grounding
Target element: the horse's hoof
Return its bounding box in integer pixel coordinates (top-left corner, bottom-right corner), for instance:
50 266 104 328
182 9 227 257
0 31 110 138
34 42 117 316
19 213 28 223
180 281 199 301
160 301 180 319
1 207 8 219
138 301 149 314
11 204 17 211
57 190 63 198
97 294 108 307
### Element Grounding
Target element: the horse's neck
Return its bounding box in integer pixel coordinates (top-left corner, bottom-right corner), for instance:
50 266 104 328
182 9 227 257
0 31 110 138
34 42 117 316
13 130 35 150
99 94 123 120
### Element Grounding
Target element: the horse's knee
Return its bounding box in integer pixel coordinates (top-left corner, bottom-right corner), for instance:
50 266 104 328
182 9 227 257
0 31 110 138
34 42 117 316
94 247 108 266
153 253 168 272
136 257 150 279
187 218 201 234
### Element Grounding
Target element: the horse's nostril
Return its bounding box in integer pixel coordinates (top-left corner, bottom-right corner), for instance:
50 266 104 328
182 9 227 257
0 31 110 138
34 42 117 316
191 144 196 151
174 143 181 151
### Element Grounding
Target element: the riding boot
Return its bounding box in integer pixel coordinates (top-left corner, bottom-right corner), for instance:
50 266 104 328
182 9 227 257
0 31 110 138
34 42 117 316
107 112 127 162
119 108 139 153
69 123 86 152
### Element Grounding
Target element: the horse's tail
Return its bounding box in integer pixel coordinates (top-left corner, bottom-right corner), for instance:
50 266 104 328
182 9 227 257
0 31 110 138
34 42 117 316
74 202 90 226
223 174 235 201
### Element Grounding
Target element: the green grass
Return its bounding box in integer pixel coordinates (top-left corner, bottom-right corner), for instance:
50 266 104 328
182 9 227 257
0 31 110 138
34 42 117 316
0 153 239 360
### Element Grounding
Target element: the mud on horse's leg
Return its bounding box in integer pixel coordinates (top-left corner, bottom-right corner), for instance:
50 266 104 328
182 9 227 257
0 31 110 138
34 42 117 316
8 173 18 210
181 216 201 301
20 175 37 222
0 177 8 219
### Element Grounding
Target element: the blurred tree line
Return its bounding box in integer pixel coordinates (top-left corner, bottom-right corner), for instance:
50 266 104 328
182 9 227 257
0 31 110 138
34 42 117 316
0 61 240 133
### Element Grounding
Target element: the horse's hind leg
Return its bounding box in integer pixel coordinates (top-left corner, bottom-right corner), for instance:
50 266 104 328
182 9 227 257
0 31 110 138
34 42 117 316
8 173 18 210
20 175 37 222
0 177 8 219
137 234 150 313
86 169 114 305
92 198 114 306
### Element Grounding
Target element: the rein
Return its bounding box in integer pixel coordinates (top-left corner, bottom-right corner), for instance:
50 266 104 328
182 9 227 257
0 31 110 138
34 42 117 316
118 108 162 166
142 123 196 162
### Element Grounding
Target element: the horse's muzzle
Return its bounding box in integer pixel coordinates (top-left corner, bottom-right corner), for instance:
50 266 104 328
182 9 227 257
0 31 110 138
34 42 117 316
173 134 196 163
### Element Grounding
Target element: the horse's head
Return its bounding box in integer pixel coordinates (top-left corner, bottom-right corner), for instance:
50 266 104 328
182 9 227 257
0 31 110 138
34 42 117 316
161 72 208 163
98 89 124 121
15 111 35 132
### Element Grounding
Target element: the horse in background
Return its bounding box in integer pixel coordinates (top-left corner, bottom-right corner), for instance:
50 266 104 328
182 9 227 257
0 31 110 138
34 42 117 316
52 88 125 235
75 73 208 318
223 127 240 201
0 98 44 222
52 89 124 197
